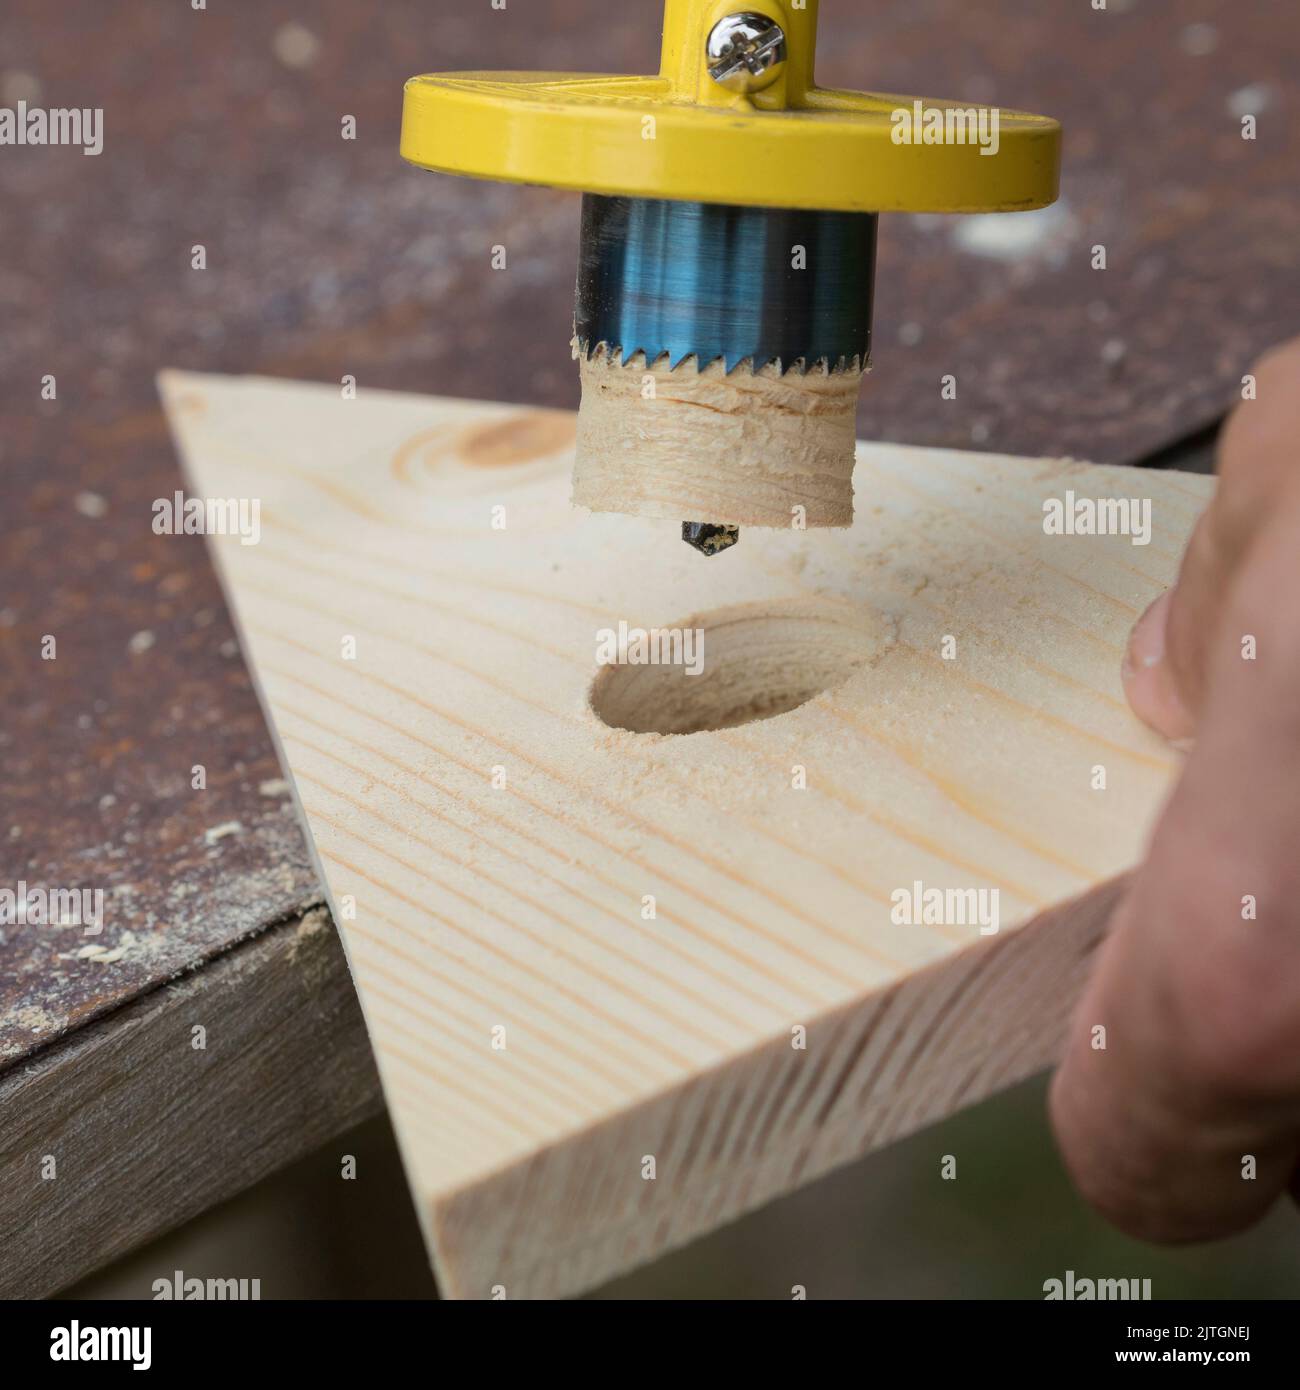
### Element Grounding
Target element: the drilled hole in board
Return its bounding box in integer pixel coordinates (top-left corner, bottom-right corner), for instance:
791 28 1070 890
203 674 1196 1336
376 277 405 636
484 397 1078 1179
589 600 889 736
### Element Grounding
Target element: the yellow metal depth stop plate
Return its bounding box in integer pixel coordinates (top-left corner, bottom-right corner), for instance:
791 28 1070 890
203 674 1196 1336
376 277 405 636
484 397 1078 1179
401 2 1060 215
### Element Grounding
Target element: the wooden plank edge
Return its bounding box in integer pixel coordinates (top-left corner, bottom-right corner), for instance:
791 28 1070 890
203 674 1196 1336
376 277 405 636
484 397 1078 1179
0 905 384 1298
430 878 1126 1299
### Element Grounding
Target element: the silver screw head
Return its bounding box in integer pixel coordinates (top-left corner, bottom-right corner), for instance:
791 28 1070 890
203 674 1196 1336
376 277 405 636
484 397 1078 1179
706 13 787 94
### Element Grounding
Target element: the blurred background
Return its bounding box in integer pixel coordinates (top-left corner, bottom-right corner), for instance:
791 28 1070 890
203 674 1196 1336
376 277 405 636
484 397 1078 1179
3 0 1298 1297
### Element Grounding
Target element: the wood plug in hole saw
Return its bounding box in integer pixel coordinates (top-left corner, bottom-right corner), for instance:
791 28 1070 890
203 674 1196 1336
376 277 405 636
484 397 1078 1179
401 0 1061 554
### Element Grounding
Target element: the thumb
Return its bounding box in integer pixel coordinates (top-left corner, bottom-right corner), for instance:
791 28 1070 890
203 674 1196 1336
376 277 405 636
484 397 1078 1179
1122 589 1196 744
1122 505 1232 743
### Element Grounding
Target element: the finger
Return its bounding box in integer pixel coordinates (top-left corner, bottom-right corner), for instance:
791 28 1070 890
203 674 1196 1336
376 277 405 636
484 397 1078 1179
1054 500 1300 1240
1050 888 1298 1242
1122 338 1300 740
1123 500 1238 742
1122 589 1196 744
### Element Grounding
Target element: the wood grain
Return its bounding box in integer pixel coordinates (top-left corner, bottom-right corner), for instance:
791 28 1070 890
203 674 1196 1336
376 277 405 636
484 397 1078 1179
161 369 1213 1298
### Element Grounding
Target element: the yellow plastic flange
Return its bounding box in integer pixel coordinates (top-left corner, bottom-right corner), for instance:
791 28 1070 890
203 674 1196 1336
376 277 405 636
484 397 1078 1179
401 0 1060 214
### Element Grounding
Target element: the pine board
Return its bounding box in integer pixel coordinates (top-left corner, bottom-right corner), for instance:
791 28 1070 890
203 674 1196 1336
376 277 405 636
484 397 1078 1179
160 370 1212 1298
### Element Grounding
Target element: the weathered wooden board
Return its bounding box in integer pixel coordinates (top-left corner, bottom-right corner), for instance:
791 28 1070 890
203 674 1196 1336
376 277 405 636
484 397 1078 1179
161 370 1212 1298
0 906 383 1298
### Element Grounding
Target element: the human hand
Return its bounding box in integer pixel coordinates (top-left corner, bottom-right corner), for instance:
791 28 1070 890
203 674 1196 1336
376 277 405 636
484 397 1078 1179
1050 339 1300 1240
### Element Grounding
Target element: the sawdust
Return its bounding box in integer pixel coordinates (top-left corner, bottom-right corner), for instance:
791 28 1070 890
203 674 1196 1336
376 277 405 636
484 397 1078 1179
203 820 244 846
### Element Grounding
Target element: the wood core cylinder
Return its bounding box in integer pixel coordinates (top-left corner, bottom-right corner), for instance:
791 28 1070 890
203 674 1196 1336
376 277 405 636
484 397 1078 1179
572 347 864 529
